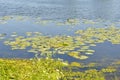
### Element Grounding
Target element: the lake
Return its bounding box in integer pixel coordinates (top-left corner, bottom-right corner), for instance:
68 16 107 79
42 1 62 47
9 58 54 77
1 0 120 20
1 0 120 80
0 0 120 65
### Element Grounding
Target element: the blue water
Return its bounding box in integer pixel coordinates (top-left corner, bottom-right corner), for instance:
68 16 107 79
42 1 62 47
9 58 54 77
1 0 120 21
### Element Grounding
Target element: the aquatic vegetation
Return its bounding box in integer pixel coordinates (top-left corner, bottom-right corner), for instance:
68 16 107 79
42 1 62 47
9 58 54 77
70 62 82 67
80 45 89 50
4 33 90 59
86 49 95 53
101 67 116 73
65 18 80 25
0 10 120 80
0 16 12 21
85 52 93 55
11 32 18 37
0 33 6 37
0 33 6 40
56 18 80 26
2 25 120 80
83 19 97 24
0 16 12 24
89 44 96 46
79 55 88 60
75 27 120 45
15 16 25 21
3 26 120 61
68 51 80 59
112 60 120 65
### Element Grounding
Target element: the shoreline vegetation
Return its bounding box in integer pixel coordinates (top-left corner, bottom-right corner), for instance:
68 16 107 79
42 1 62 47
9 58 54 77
0 58 120 80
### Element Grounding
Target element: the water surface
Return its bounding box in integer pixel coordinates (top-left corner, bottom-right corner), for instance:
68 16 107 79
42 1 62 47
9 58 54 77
0 0 120 64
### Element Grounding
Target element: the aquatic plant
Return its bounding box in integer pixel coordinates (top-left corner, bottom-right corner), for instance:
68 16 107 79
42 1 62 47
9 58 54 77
4 27 120 61
4 33 90 59
75 27 120 44
0 33 6 40
83 19 97 24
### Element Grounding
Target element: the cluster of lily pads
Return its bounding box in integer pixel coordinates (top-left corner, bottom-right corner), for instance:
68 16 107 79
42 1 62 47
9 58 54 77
0 33 6 40
75 26 120 44
4 32 90 59
0 16 12 24
3 26 120 60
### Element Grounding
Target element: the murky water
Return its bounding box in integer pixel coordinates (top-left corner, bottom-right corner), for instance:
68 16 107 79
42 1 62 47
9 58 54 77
0 0 120 64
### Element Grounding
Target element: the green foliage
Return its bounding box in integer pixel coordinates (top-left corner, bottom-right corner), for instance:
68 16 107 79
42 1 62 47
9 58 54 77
0 59 107 80
62 69 105 80
0 59 119 80
0 59 65 80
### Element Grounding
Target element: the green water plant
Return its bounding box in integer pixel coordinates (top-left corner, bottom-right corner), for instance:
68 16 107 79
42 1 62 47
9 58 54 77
0 33 6 40
4 33 90 59
4 27 120 60
75 26 120 44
